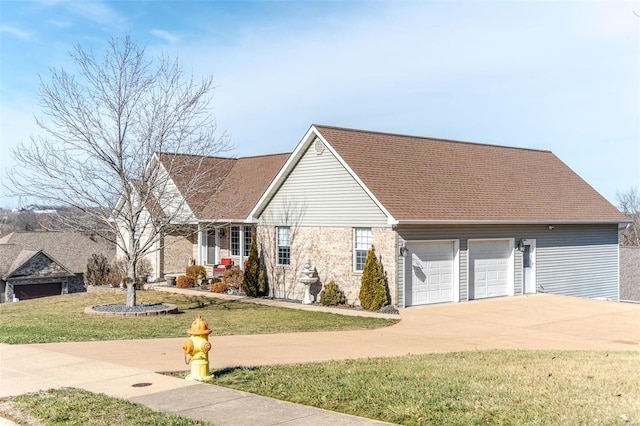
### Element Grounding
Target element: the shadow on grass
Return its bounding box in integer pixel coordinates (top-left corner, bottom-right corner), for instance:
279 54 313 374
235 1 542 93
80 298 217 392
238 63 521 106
159 366 258 379
212 366 260 378
182 296 218 310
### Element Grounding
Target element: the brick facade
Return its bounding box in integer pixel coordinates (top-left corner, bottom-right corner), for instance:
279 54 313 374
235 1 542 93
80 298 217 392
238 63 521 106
257 225 397 306
162 231 197 275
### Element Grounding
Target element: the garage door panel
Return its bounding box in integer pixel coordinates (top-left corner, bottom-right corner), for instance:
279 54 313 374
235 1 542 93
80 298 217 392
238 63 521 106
408 241 456 306
469 240 512 300
14 282 62 300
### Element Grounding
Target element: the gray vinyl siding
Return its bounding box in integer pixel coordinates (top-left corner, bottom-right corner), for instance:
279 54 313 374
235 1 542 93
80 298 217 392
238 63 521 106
397 224 619 306
258 144 389 228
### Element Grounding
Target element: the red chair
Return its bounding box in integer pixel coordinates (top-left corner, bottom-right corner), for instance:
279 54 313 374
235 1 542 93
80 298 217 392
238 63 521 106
214 258 234 273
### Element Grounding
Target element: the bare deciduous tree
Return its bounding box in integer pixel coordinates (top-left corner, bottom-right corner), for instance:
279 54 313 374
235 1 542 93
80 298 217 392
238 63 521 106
5 36 231 306
617 187 640 246
257 197 307 299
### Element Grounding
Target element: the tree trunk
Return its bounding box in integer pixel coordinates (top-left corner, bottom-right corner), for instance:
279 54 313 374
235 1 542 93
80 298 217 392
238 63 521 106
126 280 136 307
126 259 137 307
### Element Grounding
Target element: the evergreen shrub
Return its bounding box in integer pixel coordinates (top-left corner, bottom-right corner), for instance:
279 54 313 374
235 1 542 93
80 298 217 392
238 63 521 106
358 245 388 311
319 281 347 306
242 236 268 297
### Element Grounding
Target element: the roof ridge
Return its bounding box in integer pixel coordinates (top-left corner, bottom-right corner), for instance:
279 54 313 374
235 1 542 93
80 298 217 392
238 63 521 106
157 151 237 161
158 151 292 161
313 124 553 154
237 152 292 160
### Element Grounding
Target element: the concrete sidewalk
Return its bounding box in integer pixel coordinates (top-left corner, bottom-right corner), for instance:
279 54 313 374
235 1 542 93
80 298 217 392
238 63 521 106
1 293 639 425
0 344 391 425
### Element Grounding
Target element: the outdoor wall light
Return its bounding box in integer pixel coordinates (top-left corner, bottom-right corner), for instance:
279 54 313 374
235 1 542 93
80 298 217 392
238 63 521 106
516 239 525 252
399 244 409 257
548 225 555 230
219 228 225 237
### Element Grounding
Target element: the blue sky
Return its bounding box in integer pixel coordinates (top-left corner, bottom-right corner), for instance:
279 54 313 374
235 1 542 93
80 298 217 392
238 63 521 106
0 0 638 208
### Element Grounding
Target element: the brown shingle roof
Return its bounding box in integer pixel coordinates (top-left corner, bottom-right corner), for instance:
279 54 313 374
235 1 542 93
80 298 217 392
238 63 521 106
159 152 289 221
314 125 626 223
0 232 115 276
158 153 234 218
199 154 291 220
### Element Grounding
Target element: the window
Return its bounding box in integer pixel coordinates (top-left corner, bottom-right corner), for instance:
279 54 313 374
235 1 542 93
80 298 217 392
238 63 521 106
277 226 290 265
231 226 240 256
354 228 372 271
244 226 252 257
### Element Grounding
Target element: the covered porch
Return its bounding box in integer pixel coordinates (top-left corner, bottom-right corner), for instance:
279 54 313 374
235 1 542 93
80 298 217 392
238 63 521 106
196 222 254 276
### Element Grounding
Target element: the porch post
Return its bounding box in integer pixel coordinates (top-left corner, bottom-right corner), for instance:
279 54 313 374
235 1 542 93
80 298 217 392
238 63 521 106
197 223 203 265
214 228 221 264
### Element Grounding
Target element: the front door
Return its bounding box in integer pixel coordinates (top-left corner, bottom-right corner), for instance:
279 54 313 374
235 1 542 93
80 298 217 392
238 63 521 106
522 239 536 294
206 230 220 265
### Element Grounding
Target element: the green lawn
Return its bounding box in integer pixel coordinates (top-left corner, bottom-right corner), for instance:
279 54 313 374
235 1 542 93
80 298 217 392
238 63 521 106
0 388 212 426
208 350 640 425
0 291 396 344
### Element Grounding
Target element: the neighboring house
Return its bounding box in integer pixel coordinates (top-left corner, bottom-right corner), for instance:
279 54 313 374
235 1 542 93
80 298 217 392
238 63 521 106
119 152 289 280
620 246 640 302
249 125 628 306
0 232 115 303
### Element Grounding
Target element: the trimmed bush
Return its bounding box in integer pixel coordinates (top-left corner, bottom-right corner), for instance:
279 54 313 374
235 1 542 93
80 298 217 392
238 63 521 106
319 281 347 306
210 282 229 293
186 265 207 282
359 245 388 311
84 253 111 286
242 235 268 297
223 267 243 292
176 275 195 288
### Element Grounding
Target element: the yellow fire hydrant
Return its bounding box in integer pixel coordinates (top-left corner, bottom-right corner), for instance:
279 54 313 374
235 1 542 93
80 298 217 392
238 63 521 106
182 316 214 381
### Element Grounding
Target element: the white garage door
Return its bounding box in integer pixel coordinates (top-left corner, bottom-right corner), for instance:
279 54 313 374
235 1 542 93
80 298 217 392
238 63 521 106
407 241 455 306
469 239 512 299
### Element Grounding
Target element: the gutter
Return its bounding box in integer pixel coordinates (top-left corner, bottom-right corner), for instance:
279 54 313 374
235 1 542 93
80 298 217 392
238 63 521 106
395 219 630 226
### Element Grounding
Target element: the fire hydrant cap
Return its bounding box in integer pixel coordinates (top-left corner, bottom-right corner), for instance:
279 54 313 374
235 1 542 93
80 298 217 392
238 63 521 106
187 316 212 336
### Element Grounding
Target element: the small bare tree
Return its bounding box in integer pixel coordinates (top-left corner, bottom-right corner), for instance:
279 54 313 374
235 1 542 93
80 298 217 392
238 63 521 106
257 197 307 299
617 187 640 246
5 36 231 306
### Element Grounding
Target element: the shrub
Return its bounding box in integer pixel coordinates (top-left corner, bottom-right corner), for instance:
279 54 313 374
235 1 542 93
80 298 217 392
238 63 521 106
136 257 153 279
107 257 128 287
359 245 388 311
210 282 229 293
223 267 243 291
186 265 207 282
210 277 222 285
84 253 111 286
319 281 347 306
242 236 268 297
176 275 195 288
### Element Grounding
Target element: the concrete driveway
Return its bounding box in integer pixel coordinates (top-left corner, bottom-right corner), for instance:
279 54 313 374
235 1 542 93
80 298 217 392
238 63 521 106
2 293 638 426
29 293 640 373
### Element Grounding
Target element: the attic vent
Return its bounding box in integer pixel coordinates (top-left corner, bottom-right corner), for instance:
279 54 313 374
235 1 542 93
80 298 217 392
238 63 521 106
314 138 325 155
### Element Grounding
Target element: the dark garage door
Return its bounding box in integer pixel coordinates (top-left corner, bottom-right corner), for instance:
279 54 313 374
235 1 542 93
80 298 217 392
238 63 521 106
14 282 62 300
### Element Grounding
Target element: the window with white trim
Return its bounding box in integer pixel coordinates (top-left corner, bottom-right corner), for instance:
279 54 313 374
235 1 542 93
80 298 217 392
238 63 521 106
277 226 290 265
354 228 372 271
231 226 240 256
244 226 252 257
